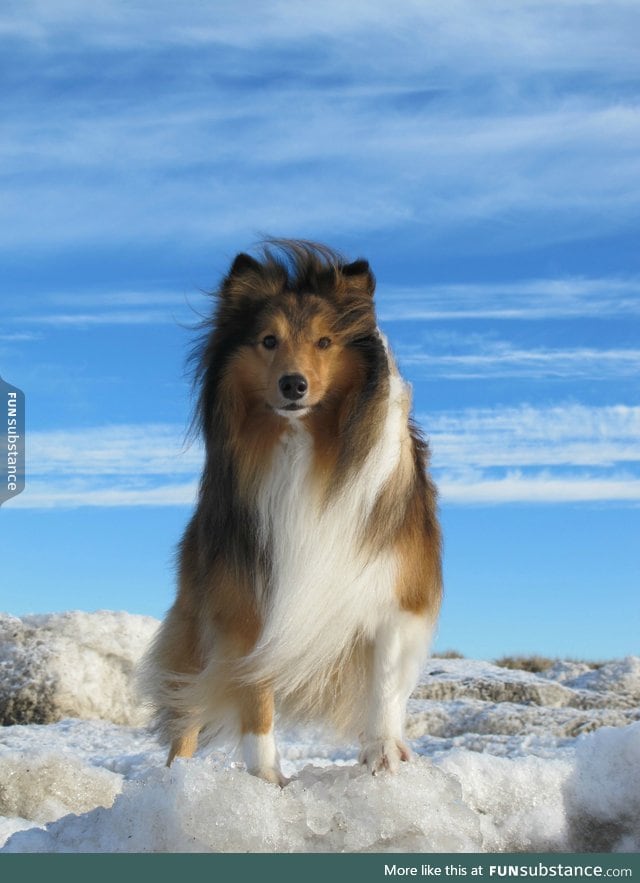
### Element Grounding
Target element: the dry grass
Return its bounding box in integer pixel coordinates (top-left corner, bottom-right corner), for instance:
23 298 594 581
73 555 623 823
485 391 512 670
494 655 605 673
432 651 608 672
494 655 557 673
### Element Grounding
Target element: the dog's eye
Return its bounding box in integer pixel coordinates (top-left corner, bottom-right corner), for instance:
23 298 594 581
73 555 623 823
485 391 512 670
262 335 278 350
317 337 332 349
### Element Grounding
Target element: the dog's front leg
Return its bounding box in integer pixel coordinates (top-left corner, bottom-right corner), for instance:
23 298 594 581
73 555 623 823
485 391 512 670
359 611 429 774
240 684 288 786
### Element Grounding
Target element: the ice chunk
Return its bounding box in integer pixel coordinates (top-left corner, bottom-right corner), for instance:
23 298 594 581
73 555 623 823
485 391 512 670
563 657 640 699
438 750 572 852
0 752 121 824
564 721 640 852
3 758 482 853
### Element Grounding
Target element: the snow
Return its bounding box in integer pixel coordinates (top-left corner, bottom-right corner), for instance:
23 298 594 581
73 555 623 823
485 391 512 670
0 611 158 726
0 611 639 853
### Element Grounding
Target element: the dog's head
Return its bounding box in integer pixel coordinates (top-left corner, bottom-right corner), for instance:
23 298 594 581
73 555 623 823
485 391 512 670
213 242 380 420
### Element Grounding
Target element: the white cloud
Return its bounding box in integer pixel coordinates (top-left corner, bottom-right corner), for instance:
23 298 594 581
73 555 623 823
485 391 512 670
19 311 184 327
15 407 640 508
14 425 200 507
378 277 640 321
400 343 640 380
426 404 640 504
8 274 640 329
4 1 640 76
9 480 197 509
27 424 203 477
1 4 639 250
424 404 640 469
7 290 207 328
0 331 43 342
438 473 640 504
49 291 195 307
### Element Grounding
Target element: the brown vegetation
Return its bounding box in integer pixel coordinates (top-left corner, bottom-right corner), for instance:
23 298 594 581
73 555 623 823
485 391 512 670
494 655 605 673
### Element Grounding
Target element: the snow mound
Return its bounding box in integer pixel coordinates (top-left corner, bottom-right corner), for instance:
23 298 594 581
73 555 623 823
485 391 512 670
2 611 637 737
0 752 120 824
1 611 639 853
3 724 639 854
0 612 158 726
542 661 594 683
409 656 640 753
565 722 640 852
0 758 481 853
418 658 574 707
438 751 571 852
561 657 640 700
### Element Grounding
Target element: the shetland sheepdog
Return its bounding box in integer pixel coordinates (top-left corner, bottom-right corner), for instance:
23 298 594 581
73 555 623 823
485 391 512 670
144 241 442 785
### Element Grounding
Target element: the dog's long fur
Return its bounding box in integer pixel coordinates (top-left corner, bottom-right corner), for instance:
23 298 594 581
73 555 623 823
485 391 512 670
142 241 442 783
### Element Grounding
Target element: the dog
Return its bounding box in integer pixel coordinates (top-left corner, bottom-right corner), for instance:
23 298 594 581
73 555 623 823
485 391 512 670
143 240 442 784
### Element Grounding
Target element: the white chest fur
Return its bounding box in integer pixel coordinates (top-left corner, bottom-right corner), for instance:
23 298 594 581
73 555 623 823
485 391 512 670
252 372 411 695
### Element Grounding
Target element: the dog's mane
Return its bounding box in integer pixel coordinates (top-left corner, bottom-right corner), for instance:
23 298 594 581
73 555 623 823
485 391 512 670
255 238 345 292
183 240 389 580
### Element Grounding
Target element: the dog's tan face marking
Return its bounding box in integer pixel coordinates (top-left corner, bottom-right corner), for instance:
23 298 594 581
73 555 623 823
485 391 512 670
238 296 348 417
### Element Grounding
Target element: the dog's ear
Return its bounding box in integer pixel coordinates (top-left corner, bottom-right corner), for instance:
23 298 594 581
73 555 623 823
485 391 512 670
229 252 262 277
341 259 375 298
221 252 264 301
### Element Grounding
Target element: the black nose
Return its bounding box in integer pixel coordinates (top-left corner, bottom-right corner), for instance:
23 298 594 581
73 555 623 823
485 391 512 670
279 373 308 401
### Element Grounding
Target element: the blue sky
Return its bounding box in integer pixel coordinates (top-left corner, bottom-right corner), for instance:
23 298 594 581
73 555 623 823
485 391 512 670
1 1 639 660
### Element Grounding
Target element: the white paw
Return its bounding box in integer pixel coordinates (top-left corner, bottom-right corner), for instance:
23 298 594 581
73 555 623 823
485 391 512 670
248 766 290 787
359 738 413 775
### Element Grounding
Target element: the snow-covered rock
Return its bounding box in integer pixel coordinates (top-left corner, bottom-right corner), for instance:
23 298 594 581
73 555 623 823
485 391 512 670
0 611 638 853
0 611 158 726
564 722 640 852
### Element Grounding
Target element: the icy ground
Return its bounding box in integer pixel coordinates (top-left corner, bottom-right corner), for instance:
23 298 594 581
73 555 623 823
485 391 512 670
0 612 639 853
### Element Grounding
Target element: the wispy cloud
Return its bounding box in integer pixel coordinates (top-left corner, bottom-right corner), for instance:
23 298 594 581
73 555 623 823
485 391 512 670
0 331 43 342
4 1 640 74
11 275 640 329
8 277 640 334
438 474 640 505
11 406 640 508
13 424 201 509
48 291 194 307
427 404 640 505
28 424 203 477
424 404 640 469
1 2 639 251
19 310 184 327
0 287 212 330
400 342 640 380
10 480 197 509
378 277 640 321
5 289 206 329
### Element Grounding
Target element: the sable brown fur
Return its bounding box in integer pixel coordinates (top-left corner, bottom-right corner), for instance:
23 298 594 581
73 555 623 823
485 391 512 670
141 240 442 772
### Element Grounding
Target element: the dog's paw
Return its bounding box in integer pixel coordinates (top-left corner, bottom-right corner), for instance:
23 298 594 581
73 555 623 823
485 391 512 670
359 738 413 775
249 766 290 787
